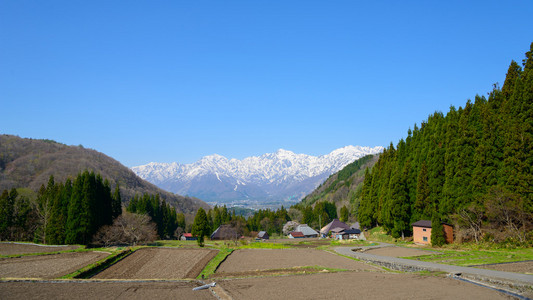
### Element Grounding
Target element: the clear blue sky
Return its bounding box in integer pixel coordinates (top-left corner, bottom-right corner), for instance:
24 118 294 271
1 1 532 167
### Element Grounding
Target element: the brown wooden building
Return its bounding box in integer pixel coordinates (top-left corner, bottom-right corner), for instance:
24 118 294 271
412 220 453 245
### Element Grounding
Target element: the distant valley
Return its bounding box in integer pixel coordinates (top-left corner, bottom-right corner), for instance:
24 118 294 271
132 146 384 209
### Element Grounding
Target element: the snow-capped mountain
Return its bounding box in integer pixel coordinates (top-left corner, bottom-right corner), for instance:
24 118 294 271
131 146 383 206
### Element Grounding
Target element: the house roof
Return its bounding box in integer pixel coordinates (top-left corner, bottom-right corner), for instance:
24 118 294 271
350 222 361 230
295 224 319 236
320 219 350 234
211 225 239 239
183 233 193 237
339 229 361 235
258 231 268 238
412 220 432 228
289 231 305 238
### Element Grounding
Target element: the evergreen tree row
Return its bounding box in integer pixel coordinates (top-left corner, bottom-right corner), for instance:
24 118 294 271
41 172 122 244
127 193 185 239
358 43 533 242
0 171 122 245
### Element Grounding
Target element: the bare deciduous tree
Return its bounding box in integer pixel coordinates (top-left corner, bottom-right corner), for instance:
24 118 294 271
92 212 157 246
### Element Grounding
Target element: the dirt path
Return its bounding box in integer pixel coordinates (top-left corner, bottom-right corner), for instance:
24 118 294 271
219 271 512 300
0 251 108 279
94 248 217 279
0 243 79 256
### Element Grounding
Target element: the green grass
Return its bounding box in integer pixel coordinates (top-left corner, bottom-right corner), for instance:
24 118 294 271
407 247 533 266
197 248 233 279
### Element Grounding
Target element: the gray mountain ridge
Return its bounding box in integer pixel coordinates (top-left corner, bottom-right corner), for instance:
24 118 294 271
131 146 384 207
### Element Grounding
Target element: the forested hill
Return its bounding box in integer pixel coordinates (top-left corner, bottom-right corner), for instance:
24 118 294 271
358 43 533 243
297 154 379 209
0 135 210 214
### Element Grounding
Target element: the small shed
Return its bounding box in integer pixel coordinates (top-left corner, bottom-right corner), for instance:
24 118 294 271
180 233 197 241
288 231 305 238
257 231 269 240
412 220 453 245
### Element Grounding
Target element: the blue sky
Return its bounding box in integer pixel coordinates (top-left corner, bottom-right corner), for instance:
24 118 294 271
1 1 532 167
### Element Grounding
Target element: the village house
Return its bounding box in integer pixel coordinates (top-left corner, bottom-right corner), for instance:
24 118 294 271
412 220 454 245
180 233 197 241
295 224 319 238
256 231 269 240
288 231 305 238
210 225 239 240
320 219 351 238
334 228 362 240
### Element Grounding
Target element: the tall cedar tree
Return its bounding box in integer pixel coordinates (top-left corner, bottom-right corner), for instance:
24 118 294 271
192 207 210 247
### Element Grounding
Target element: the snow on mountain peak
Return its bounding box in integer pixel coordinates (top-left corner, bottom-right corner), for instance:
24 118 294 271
131 145 383 203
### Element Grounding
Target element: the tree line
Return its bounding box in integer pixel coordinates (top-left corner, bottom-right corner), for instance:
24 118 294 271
0 171 122 244
358 43 533 245
127 193 185 239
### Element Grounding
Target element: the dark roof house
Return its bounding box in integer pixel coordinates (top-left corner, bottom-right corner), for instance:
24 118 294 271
320 219 350 235
257 231 269 240
211 225 239 240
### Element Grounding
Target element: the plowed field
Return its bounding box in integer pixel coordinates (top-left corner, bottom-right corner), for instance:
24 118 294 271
0 251 108 279
219 270 512 300
94 248 217 279
216 248 379 276
0 280 214 300
0 243 79 256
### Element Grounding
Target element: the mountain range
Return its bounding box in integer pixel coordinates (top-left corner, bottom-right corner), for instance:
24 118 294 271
132 146 384 207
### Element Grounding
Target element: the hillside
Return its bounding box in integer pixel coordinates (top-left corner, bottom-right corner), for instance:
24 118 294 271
358 43 533 243
297 154 379 209
0 135 209 215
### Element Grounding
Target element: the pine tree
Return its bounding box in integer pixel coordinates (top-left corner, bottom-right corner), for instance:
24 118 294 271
192 208 209 247
430 213 445 247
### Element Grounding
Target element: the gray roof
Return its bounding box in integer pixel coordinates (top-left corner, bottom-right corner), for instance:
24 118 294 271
257 231 269 238
295 224 319 236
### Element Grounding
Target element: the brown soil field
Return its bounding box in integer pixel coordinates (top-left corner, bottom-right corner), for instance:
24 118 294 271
0 243 79 256
216 249 379 276
365 246 437 257
477 261 533 274
0 251 108 279
94 248 217 279
219 271 514 300
0 280 214 300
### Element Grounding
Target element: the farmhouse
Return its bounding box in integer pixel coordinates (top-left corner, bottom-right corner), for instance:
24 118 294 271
211 225 239 240
180 233 197 241
334 228 362 240
320 219 350 238
257 231 269 240
412 220 454 245
295 224 319 238
288 231 305 238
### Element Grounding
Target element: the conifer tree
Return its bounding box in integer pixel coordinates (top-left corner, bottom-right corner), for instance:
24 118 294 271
192 207 209 247
430 213 445 247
